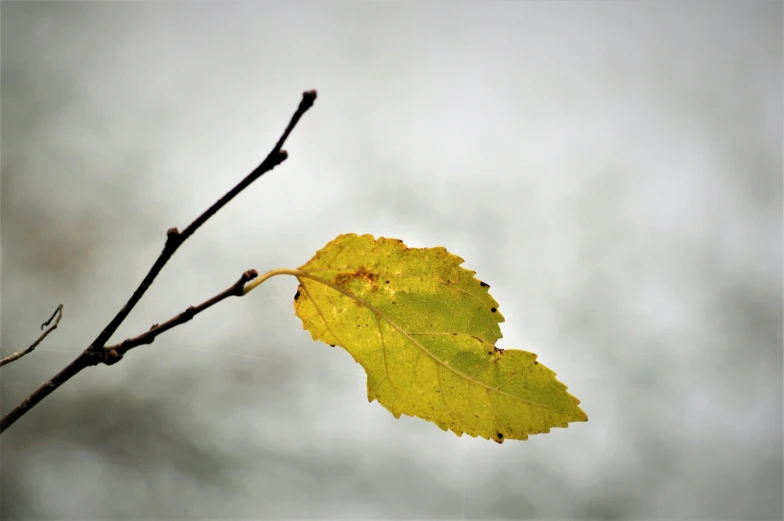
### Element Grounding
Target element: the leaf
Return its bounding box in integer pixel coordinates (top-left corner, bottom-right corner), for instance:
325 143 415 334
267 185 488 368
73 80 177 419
293 233 587 442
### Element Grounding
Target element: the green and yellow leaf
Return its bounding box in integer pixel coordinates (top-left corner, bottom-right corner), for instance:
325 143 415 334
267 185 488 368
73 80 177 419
291 233 587 443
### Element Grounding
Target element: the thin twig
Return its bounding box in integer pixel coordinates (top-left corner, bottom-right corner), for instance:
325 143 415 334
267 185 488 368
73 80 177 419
0 305 64 368
0 90 317 434
104 269 258 362
40 305 63 330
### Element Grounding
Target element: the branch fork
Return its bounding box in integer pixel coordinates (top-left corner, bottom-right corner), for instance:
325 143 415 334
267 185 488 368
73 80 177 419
0 91 317 434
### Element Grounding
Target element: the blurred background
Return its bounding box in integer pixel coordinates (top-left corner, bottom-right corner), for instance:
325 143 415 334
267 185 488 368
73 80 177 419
1 2 781 520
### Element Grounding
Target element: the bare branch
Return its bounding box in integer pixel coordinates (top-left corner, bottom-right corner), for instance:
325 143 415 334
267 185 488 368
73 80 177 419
0 305 64 368
104 269 258 363
0 90 317 434
88 89 317 364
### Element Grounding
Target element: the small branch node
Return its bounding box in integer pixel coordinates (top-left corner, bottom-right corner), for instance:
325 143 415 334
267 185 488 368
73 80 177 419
165 227 185 249
105 349 123 365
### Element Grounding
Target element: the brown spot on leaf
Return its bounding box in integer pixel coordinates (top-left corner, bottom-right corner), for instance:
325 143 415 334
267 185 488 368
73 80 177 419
335 269 379 290
480 281 490 288
491 307 497 313
294 289 300 301
493 346 504 354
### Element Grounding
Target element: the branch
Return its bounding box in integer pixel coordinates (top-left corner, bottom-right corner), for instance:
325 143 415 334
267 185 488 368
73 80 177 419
0 305 64 368
104 269 258 362
88 89 317 362
0 90 317 434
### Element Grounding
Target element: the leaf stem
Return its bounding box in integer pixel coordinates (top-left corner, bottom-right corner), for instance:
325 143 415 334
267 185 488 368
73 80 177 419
242 268 304 294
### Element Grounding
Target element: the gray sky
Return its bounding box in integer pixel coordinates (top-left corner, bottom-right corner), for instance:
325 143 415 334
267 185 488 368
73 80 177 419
1 2 782 520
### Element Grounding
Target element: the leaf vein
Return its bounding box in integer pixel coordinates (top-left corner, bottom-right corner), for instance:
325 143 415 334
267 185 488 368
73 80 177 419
298 272 564 414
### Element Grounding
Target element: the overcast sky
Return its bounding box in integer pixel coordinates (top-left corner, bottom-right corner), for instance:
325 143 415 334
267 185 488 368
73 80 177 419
1 2 782 520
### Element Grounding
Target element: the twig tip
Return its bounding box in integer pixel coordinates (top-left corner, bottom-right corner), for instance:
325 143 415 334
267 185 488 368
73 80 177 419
40 304 64 330
300 90 317 110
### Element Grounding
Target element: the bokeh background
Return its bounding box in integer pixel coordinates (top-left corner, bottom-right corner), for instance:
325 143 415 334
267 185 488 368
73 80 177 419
1 2 781 520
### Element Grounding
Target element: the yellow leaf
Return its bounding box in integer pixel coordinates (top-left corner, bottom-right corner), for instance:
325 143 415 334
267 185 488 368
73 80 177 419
293 233 587 442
